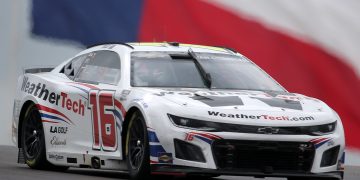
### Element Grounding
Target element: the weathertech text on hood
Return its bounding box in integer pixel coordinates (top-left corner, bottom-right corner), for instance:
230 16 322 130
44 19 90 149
208 111 315 121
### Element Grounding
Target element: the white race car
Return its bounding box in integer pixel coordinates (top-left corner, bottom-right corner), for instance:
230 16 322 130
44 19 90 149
12 42 345 180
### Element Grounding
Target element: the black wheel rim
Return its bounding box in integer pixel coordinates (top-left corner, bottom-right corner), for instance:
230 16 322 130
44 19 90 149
128 117 145 170
23 108 43 159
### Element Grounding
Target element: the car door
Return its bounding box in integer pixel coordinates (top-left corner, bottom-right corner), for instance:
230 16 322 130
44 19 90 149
46 53 89 165
72 50 123 162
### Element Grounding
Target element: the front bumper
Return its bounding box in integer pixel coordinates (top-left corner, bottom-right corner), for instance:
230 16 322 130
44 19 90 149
151 164 343 179
147 111 345 177
148 126 345 175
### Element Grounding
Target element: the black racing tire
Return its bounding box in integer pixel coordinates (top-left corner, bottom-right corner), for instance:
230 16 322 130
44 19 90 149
21 104 68 171
126 111 150 180
21 104 47 169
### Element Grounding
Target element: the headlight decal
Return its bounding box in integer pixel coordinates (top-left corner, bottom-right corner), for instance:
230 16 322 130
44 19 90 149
168 114 219 131
305 122 337 136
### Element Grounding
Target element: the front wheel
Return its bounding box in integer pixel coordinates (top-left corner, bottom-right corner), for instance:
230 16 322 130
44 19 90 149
126 111 150 180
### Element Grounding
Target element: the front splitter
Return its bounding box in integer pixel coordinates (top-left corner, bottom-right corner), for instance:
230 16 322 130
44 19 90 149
151 164 343 179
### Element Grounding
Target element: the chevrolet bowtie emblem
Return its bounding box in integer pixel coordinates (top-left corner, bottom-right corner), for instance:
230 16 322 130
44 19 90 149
257 127 280 134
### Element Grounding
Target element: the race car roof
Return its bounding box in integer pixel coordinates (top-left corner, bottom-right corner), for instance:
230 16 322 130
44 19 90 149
128 42 234 53
129 42 235 54
88 42 239 55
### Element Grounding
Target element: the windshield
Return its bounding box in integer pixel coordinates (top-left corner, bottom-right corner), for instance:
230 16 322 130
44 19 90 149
131 51 285 92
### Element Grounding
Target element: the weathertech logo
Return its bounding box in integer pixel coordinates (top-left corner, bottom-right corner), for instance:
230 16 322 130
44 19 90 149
207 111 315 121
21 76 85 116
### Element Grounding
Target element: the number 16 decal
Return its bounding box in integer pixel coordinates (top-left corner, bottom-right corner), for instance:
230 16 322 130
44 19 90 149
89 90 117 152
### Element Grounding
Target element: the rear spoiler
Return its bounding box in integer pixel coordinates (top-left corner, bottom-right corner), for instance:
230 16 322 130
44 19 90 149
23 67 54 74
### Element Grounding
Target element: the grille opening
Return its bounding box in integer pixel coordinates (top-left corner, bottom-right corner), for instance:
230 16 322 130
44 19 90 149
321 145 340 167
67 157 77 164
174 139 206 163
212 140 315 173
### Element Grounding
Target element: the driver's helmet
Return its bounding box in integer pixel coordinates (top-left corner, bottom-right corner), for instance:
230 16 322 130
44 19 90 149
134 62 171 86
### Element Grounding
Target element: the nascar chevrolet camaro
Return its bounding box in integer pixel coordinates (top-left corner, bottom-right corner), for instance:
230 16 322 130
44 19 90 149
12 42 345 180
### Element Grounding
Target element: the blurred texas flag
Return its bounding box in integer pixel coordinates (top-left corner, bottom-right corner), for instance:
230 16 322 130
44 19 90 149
32 0 360 149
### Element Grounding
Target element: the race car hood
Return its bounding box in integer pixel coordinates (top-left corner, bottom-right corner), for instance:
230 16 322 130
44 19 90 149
136 88 337 126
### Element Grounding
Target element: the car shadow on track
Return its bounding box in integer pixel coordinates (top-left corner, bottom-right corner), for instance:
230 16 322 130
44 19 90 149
66 168 130 179
64 168 222 180
15 165 223 180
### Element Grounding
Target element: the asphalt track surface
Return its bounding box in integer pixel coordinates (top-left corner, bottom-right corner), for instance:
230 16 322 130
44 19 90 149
0 146 358 180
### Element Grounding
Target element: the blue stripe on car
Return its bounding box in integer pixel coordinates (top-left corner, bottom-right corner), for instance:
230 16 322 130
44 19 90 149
148 131 160 143
315 139 331 149
149 145 166 157
40 113 69 124
195 135 212 144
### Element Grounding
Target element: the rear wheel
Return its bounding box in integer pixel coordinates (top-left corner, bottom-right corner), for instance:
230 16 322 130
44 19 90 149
22 104 47 169
21 104 68 171
126 111 150 180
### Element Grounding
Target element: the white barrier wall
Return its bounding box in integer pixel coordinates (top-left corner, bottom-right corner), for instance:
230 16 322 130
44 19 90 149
0 0 81 145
